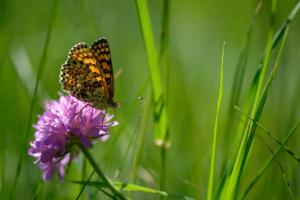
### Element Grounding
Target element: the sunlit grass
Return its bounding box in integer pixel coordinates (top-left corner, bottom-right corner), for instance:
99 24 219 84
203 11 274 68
0 0 300 199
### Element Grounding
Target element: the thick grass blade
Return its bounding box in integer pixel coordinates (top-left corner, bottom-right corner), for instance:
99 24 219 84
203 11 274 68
207 42 225 200
9 0 59 198
134 0 169 145
135 0 170 196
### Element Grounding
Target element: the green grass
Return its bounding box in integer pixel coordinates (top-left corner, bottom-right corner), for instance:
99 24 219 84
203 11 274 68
1 0 300 199
9 0 59 198
207 42 225 200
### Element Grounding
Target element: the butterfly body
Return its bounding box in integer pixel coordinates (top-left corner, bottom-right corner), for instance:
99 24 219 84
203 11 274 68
60 38 119 109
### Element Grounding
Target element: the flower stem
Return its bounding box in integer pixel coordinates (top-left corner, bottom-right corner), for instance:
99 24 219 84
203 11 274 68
77 143 127 200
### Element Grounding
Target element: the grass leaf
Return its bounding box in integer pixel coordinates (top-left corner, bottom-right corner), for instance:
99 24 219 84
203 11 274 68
207 42 225 200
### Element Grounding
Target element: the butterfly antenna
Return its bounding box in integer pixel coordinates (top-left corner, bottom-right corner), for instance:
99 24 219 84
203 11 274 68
119 97 143 102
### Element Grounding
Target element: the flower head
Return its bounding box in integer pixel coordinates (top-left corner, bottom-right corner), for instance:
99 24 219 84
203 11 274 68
28 95 117 181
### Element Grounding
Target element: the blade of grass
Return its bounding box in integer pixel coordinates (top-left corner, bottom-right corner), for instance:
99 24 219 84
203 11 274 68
223 0 262 147
220 2 300 198
130 93 152 183
71 180 168 196
222 0 262 166
217 3 263 198
240 119 300 199
77 143 128 200
76 170 95 200
159 0 170 195
223 0 277 198
234 105 300 162
229 1 300 167
32 179 44 200
9 0 59 198
134 0 169 145
256 135 295 199
207 42 225 200
135 0 170 196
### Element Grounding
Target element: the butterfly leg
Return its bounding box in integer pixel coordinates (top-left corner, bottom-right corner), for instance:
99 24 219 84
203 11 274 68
100 110 107 127
75 103 93 116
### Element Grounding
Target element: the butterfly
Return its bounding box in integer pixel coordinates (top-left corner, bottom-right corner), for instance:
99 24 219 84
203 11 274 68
60 38 119 109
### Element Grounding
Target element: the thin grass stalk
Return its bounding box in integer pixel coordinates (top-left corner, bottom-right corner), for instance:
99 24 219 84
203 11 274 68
76 171 96 200
80 158 87 199
235 104 300 162
0 120 4 199
207 42 225 200
77 143 127 200
9 0 59 198
130 94 152 183
257 135 295 199
159 0 170 195
33 179 44 200
0 22 13 200
240 120 300 199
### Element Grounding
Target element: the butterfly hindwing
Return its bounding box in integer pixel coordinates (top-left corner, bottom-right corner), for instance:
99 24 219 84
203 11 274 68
91 38 115 98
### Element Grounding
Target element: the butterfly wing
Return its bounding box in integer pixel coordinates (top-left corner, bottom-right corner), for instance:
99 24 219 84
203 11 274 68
91 38 115 99
60 43 109 103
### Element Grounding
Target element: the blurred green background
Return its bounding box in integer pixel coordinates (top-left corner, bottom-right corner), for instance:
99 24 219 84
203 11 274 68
0 0 300 199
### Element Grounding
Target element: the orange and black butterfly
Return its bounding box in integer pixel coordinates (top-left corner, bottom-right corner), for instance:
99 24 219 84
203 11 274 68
60 38 119 109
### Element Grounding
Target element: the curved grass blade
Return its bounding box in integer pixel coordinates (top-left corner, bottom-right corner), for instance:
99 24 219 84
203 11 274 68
222 0 262 160
223 0 277 198
71 180 168 197
234 105 300 163
9 0 59 198
77 143 127 200
240 119 300 199
207 42 225 200
76 171 95 200
256 135 295 199
235 106 300 162
130 93 152 183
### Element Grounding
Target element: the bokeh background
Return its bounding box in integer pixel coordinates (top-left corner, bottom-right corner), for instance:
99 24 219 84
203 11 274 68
0 0 300 199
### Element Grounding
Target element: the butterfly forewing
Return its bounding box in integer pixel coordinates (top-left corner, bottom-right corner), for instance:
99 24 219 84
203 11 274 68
60 39 118 109
60 43 108 103
91 38 115 98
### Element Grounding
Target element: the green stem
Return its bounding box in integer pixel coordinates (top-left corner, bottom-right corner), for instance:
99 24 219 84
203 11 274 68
77 143 127 200
160 146 166 200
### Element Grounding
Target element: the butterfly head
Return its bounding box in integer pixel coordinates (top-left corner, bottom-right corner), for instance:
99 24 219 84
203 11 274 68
107 99 120 109
93 99 120 109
